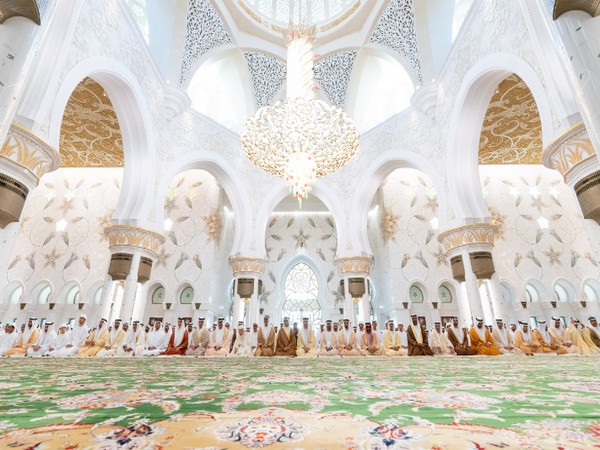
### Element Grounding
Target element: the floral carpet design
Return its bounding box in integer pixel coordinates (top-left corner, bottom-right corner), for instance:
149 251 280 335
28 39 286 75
0 357 599 448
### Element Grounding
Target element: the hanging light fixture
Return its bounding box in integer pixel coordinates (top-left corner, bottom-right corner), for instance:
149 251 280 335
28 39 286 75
241 21 359 206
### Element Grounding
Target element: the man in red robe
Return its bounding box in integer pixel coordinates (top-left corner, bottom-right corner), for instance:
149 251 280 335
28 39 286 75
161 318 189 355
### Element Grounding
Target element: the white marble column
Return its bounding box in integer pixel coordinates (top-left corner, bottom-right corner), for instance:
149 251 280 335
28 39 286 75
232 293 244 325
248 278 260 325
478 282 494 325
109 283 124 323
118 253 142 322
131 282 146 323
98 276 116 322
486 273 505 320
342 277 354 323
461 250 485 324
457 282 473 328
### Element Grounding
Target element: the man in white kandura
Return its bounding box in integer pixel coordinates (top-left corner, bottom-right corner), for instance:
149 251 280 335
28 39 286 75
117 321 145 356
45 324 71 356
296 317 317 357
318 320 339 356
230 325 253 357
383 320 405 356
97 319 126 357
0 323 18 356
140 321 169 356
27 322 57 357
53 315 89 357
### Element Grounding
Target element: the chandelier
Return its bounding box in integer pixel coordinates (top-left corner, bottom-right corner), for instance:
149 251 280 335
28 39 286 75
241 24 360 206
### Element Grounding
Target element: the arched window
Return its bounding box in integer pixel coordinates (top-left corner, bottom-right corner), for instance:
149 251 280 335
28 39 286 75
584 280 600 302
438 284 453 303
9 286 22 304
38 285 52 304
65 286 80 304
409 284 424 303
93 286 103 305
525 283 540 303
501 283 514 304
151 286 165 304
180 286 194 304
554 283 569 302
282 262 321 327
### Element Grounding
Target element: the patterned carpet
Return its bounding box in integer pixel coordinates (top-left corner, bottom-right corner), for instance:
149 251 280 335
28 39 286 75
0 356 599 449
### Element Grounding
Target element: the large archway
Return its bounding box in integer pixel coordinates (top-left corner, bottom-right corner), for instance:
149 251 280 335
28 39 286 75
281 260 322 328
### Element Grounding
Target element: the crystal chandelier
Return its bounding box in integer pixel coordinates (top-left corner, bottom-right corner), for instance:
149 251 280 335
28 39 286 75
241 24 359 206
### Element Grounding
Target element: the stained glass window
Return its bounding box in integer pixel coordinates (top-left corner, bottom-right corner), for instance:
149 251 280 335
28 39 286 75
282 262 321 327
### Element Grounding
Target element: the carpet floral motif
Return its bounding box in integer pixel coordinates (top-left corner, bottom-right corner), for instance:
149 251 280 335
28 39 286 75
0 357 599 448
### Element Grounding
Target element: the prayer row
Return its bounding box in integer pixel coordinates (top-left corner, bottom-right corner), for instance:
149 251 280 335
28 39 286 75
1 313 599 357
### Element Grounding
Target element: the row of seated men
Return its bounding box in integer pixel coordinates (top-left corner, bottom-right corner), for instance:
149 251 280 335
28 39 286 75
1 313 599 357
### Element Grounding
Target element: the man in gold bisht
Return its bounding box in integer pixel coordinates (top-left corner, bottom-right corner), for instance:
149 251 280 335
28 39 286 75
296 317 317 357
255 315 275 356
548 317 578 354
383 320 405 356
532 320 564 354
78 318 109 357
469 318 501 355
359 322 380 356
205 317 229 356
97 319 126 357
338 318 362 356
186 317 210 356
319 320 340 356
275 316 296 356
407 314 434 356
447 317 476 355
429 322 454 355
5 317 39 357
492 319 521 354
514 322 540 355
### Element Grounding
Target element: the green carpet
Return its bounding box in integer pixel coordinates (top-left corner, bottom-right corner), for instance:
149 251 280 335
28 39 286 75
0 356 599 448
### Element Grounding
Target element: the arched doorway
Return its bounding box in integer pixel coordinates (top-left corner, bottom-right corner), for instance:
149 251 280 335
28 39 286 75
281 262 322 328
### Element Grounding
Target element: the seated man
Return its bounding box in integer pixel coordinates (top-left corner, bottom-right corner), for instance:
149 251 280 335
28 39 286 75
140 321 170 356
447 317 476 355
383 320 405 356
429 322 454 355
255 315 276 357
319 320 340 356
492 319 521 355
206 317 229 357
117 321 145 357
397 323 409 354
532 320 563 354
162 318 189 355
548 316 578 354
97 319 125 357
78 318 109 357
0 323 18 356
514 322 540 355
360 322 380 356
338 318 361 356
469 318 501 356
587 316 600 349
5 318 39 357
186 317 210 356
45 324 71 357
296 317 317 357
407 314 434 356
27 322 57 357
229 325 253 357
55 315 88 357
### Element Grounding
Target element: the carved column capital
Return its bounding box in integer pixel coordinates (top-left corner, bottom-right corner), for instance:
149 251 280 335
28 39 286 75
228 256 267 277
437 222 497 258
105 225 165 259
334 256 374 276
543 122 598 186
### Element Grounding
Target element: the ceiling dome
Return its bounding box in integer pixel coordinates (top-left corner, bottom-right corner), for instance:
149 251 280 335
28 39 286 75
238 0 361 33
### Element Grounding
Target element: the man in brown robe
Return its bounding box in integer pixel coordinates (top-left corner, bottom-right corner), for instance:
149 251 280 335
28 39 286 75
447 317 477 355
275 317 296 356
255 315 276 356
161 318 189 355
587 317 600 348
406 314 434 356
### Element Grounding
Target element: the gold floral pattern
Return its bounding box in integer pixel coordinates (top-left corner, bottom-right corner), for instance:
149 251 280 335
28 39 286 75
201 209 222 245
479 75 542 165
228 257 267 276
59 78 124 168
437 223 498 255
105 225 165 256
543 122 595 179
380 208 400 244
334 256 374 275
